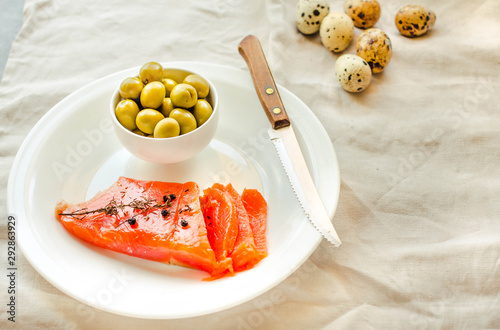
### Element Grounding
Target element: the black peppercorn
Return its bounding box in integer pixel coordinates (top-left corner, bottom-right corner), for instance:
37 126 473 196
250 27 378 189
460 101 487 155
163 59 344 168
128 217 136 226
169 193 176 201
161 209 169 217
180 219 188 227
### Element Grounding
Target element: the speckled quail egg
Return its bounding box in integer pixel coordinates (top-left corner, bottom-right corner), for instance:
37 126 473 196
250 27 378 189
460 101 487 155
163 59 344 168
395 4 436 37
356 28 392 73
344 0 381 29
296 0 330 35
335 54 372 92
320 12 354 53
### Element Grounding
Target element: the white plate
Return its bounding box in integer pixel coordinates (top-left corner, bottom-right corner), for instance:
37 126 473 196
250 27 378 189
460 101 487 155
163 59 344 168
7 62 340 319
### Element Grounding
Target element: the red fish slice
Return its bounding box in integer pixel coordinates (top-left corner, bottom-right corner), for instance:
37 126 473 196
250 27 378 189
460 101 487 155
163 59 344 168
199 186 238 272
55 177 231 278
241 188 268 257
211 183 266 272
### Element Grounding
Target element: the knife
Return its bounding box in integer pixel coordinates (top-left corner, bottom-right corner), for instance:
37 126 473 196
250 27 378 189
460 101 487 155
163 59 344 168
238 35 341 246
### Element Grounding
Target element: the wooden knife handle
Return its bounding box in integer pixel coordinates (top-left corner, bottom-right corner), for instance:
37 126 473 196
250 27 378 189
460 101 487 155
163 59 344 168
238 35 290 129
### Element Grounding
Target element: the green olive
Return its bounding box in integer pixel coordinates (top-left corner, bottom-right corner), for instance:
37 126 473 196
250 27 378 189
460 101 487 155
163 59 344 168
192 99 213 126
153 118 181 138
132 128 147 136
136 109 165 135
139 62 164 84
161 78 178 97
170 83 198 108
160 98 174 117
169 108 197 135
183 74 210 98
140 82 166 109
119 77 143 100
115 99 140 131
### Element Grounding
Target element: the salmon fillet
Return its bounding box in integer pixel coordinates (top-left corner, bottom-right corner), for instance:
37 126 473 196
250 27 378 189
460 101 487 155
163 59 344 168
55 177 231 278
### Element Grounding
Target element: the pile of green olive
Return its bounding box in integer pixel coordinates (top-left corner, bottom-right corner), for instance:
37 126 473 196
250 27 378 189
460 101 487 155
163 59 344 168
115 62 213 138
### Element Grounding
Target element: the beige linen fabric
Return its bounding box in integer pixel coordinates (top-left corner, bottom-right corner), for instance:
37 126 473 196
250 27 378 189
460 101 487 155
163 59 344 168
1 0 500 328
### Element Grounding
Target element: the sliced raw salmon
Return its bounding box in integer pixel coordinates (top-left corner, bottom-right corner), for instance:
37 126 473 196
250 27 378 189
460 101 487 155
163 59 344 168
212 183 265 272
55 177 231 278
241 189 268 257
200 184 242 268
199 186 238 271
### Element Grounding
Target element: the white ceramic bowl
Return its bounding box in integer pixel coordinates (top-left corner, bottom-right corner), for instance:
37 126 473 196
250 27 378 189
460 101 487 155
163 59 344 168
110 67 219 164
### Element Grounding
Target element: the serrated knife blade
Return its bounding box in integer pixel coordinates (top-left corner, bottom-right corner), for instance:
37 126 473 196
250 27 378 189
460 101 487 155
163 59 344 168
238 35 341 246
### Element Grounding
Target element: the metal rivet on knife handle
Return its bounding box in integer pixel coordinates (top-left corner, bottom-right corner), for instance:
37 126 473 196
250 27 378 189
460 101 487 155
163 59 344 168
238 35 291 130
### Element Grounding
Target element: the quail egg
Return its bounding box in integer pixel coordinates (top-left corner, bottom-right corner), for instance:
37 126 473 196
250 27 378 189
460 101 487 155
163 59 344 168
344 0 381 29
356 28 392 73
335 54 372 92
320 12 354 53
395 4 436 37
296 0 330 35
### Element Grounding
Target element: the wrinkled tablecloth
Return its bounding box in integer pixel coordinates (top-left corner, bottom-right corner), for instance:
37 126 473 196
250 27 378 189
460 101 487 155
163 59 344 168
1 0 500 328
